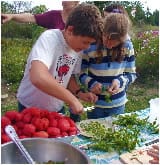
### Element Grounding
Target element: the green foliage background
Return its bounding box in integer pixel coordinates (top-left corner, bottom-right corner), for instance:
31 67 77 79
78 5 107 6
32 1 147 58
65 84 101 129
1 1 159 114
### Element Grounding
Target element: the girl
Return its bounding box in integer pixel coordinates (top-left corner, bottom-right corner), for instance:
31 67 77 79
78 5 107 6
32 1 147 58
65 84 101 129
79 13 137 119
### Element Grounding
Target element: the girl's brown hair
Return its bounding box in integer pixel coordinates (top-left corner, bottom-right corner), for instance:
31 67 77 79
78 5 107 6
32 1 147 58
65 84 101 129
104 13 130 40
97 13 131 63
103 3 129 17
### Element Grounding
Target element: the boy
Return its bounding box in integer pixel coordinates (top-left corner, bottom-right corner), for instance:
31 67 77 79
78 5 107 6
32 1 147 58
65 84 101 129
17 4 103 114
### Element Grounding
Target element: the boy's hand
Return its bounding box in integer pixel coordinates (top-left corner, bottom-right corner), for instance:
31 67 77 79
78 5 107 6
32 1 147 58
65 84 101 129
90 83 102 95
77 91 98 103
69 99 84 115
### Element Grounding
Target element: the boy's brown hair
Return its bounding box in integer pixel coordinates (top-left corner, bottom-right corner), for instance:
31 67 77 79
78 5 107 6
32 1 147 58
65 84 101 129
65 3 104 42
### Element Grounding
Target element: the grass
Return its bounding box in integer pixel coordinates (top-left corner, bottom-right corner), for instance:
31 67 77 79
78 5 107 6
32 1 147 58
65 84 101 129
1 26 159 118
1 77 159 118
125 82 158 113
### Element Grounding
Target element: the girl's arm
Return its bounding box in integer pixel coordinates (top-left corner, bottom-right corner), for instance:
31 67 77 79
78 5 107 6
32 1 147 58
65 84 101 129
113 40 137 91
79 53 99 91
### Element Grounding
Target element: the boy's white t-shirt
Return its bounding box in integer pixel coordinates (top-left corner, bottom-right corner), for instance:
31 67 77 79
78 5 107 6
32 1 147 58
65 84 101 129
17 29 81 112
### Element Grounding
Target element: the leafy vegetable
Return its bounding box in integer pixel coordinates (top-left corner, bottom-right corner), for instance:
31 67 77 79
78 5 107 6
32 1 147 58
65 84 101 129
101 86 112 103
80 114 159 153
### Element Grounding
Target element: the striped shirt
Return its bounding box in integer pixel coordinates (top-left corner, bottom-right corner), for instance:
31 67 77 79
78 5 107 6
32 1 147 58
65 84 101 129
79 39 137 109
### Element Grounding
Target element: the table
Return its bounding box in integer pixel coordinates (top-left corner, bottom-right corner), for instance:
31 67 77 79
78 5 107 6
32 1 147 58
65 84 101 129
71 108 159 164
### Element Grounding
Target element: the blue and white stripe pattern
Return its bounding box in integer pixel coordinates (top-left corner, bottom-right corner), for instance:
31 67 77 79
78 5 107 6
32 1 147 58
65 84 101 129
79 39 137 109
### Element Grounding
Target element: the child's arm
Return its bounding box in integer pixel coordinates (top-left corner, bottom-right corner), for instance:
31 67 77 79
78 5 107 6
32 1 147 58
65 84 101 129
67 75 98 103
30 61 83 114
113 40 137 91
79 53 99 92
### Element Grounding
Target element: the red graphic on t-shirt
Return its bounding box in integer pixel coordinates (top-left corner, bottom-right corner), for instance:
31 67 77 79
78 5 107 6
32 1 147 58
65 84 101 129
58 64 70 83
56 54 75 84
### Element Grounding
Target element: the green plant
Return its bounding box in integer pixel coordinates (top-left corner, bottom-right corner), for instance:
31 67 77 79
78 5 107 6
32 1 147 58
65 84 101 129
80 114 158 153
1 38 32 90
1 27 159 117
31 24 46 44
1 104 18 116
125 82 158 113
1 21 33 38
133 30 159 82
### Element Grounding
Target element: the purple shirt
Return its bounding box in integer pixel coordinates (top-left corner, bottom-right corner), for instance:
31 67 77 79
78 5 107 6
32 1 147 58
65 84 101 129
34 10 65 30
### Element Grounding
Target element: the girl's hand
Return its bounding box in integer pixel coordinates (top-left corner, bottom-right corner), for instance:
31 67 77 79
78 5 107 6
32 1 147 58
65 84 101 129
90 83 102 95
77 91 98 103
108 79 120 95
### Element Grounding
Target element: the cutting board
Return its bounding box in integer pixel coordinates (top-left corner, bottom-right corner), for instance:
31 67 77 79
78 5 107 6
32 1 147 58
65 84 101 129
120 142 159 164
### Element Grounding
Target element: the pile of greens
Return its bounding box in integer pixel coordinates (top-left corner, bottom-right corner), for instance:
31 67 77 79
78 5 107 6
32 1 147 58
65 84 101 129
80 113 159 153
